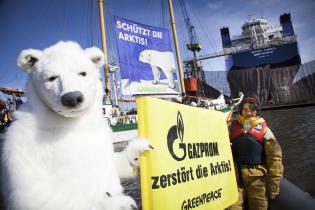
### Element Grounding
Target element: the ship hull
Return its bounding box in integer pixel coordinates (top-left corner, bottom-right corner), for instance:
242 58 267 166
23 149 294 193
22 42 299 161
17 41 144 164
224 40 315 107
227 61 315 107
225 42 300 70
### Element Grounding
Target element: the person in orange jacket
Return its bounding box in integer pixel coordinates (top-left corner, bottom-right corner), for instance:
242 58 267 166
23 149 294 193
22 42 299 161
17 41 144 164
228 97 283 210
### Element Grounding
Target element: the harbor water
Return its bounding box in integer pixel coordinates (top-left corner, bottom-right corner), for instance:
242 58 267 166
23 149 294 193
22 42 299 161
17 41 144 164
262 106 315 198
120 106 315 209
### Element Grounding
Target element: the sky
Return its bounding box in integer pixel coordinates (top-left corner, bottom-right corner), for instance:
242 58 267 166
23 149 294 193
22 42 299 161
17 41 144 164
0 0 315 90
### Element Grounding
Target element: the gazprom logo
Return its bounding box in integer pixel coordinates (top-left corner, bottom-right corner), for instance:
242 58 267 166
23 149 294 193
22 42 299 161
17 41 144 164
167 111 219 161
167 111 186 161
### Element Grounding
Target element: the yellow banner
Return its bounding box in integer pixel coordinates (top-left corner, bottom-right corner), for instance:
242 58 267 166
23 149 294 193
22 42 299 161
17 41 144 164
137 97 238 210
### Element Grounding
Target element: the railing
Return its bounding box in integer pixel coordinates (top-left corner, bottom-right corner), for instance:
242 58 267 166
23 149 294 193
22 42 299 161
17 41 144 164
227 35 297 53
104 113 138 127
183 35 297 63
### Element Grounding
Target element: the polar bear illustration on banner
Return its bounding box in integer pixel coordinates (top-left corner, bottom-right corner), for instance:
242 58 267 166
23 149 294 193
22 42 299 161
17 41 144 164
139 50 176 89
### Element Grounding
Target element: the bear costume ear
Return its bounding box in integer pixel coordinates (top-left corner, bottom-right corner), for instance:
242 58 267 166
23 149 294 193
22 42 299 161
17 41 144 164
85 47 105 68
17 49 43 73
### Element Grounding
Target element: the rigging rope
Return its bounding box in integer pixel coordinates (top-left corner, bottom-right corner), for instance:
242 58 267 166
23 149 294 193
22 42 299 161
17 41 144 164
188 3 215 71
79 0 87 45
161 0 166 28
145 0 155 25
59 0 72 38
188 1 223 72
189 2 219 51
86 0 91 47
90 0 95 46
104 0 116 62
172 0 190 61
35 0 57 46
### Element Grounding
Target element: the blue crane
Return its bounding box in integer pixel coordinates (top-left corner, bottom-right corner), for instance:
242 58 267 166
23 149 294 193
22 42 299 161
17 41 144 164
178 0 205 96
178 0 202 55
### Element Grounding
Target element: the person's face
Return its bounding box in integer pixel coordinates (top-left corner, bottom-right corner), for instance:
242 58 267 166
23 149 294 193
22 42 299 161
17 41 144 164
241 103 257 118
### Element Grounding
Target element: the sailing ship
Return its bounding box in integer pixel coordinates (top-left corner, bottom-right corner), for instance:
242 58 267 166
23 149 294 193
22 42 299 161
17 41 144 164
93 0 245 143
0 0 243 142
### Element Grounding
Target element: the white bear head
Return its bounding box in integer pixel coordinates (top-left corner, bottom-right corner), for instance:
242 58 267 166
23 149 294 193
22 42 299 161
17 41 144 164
17 41 105 118
138 50 151 64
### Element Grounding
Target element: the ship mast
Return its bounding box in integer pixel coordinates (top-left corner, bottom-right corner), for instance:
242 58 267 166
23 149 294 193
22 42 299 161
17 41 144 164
98 0 110 96
167 0 186 97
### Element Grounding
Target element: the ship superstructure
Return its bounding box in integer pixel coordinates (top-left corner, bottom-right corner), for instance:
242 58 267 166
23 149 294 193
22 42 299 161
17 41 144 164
221 13 300 70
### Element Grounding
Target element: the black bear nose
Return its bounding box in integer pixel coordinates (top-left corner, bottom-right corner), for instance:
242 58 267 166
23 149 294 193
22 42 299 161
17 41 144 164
61 91 84 107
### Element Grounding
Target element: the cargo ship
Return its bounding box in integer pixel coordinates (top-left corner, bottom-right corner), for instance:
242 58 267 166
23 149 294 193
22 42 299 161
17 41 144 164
220 13 315 107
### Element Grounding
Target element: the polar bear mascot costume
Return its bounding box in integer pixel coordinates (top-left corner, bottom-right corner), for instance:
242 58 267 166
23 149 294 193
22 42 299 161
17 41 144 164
139 50 176 89
1 41 151 210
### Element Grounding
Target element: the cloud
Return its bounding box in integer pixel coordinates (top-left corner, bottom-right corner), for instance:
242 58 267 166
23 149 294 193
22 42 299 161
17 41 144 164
300 37 315 63
207 1 223 10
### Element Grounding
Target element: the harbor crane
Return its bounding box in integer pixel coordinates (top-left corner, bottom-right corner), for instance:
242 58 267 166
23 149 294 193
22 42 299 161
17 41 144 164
178 0 205 95
178 0 201 54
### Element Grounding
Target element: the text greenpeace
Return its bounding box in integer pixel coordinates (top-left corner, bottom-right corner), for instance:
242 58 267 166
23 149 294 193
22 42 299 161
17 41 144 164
182 188 222 210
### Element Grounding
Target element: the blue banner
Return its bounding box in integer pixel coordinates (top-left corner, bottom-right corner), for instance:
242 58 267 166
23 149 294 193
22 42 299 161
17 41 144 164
114 16 178 95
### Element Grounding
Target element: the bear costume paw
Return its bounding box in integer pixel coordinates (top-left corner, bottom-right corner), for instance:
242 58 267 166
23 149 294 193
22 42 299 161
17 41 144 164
115 138 153 178
126 138 153 167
